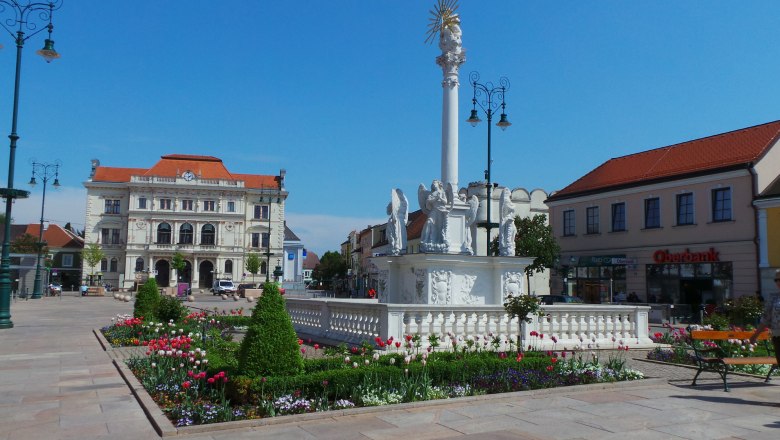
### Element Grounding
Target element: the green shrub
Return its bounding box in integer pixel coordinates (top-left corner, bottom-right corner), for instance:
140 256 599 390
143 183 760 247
703 312 730 330
133 279 160 320
156 295 188 323
723 296 763 328
237 282 304 377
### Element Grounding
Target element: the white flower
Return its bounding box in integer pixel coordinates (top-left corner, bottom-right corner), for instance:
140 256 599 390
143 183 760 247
151 362 156 368
389 358 396 365
195 360 201 366
364 359 370 366
372 353 380 361
202 359 208 364
165 350 173 356
352 362 358 369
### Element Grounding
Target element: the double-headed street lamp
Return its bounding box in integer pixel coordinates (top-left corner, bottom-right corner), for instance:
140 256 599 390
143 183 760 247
465 71 511 256
0 1 62 328
260 186 281 283
28 160 60 299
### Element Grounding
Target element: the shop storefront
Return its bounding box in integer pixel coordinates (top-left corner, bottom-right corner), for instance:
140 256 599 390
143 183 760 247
562 255 629 304
645 247 732 311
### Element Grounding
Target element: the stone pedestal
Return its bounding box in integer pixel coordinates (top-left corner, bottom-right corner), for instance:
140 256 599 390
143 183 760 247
372 253 533 306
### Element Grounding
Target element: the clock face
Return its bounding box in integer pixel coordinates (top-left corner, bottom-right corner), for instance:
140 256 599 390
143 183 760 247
183 171 195 181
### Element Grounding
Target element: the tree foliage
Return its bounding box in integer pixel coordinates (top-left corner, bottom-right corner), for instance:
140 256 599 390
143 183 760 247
512 215 560 276
10 233 47 254
245 252 261 281
171 252 186 283
311 251 347 289
238 282 303 377
82 243 104 275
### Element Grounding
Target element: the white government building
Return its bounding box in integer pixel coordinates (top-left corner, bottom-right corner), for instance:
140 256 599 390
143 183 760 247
82 154 292 291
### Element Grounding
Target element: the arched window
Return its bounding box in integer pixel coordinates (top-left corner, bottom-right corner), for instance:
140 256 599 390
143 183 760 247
225 259 233 275
100 258 108 271
157 223 171 244
201 224 215 245
110 258 118 273
179 223 193 244
135 257 144 272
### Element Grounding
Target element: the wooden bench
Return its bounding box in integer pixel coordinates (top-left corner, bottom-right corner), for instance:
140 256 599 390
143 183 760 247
690 330 778 392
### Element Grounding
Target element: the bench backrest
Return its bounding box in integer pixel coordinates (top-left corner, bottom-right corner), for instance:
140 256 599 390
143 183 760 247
691 330 769 341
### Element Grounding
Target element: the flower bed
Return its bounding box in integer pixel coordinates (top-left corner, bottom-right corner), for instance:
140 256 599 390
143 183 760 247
647 325 779 377
103 313 646 427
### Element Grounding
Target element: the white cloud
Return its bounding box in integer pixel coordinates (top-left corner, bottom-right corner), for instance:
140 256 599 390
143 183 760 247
9 186 87 230
285 212 386 257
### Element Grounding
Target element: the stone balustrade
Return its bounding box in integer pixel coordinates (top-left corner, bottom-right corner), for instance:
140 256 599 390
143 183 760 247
286 298 654 351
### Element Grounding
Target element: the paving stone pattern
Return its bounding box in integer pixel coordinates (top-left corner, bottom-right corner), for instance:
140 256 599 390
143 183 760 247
0 293 778 439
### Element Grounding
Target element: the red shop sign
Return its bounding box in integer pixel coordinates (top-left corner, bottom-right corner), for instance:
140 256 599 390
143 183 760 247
652 247 720 264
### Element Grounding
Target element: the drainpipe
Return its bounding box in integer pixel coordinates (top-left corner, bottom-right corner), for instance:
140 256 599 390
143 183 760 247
749 165 762 295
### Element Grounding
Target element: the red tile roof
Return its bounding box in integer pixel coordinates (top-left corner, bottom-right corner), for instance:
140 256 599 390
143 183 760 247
406 209 427 240
24 224 83 248
90 155 279 189
548 120 780 201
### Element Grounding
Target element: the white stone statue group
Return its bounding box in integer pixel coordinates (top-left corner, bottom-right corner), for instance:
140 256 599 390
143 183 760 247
386 181 517 257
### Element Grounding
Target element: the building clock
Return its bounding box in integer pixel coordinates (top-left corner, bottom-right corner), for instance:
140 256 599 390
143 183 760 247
182 170 195 181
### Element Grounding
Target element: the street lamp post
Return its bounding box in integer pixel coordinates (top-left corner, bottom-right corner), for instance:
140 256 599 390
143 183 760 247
0 0 62 328
261 185 280 283
465 71 511 256
28 160 60 299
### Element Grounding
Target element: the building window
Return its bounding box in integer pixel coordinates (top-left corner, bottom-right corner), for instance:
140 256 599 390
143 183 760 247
201 224 215 245
251 233 260 248
179 223 194 244
563 210 575 236
157 222 171 244
227 201 235 213
261 261 267 275
225 259 233 275
676 193 694 225
100 258 108 272
159 198 172 210
135 257 144 272
254 205 269 220
203 200 216 212
262 232 270 248
586 207 599 234
181 199 194 211
101 228 120 244
62 254 73 267
644 198 660 229
104 199 120 214
138 197 147 209
611 203 626 232
712 188 732 222
110 258 118 273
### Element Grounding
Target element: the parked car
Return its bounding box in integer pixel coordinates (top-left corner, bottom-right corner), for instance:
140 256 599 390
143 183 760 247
538 295 584 305
237 283 256 298
211 279 236 295
48 283 62 296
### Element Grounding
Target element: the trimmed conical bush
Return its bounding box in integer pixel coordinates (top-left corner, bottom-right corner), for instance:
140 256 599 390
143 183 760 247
238 282 303 377
133 279 160 320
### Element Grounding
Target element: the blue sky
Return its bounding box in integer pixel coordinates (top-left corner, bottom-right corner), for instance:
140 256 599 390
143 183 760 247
4 1 780 256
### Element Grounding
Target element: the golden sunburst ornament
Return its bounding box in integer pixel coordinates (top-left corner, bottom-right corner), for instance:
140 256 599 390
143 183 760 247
425 0 460 44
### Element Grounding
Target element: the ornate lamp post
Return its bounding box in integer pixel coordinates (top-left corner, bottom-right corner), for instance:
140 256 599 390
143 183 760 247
0 0 62 328
465 71 511 256
28 160 60 299
261 185 280 283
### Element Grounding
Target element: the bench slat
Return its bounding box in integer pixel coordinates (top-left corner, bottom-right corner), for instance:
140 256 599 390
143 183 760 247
691 330 770 341
721 357 777 366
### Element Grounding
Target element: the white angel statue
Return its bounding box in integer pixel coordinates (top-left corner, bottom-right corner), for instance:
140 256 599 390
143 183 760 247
418 180 454 253
386 188 409 256
462 195 479 255
498 188 517 256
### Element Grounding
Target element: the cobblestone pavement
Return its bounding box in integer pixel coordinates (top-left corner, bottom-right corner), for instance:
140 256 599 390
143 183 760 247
0 293 778 439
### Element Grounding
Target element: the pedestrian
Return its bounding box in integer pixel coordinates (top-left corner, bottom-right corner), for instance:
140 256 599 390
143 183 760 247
81 283 88 297
749 270 780 366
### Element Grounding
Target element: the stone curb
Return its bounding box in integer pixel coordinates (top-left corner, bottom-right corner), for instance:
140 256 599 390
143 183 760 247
94 328 178 437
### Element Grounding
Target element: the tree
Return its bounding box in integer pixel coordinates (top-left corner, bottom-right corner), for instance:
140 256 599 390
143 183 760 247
245 252 261 282
82 243 104 280
134 278 160 320
10 233 47 254
493 214 561 290
171 252 186 285
311 251 347 290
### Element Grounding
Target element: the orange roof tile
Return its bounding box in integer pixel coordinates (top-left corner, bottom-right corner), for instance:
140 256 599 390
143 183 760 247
25 224 83 248
90 155 278 189
549 120 780 201
406 209 427 240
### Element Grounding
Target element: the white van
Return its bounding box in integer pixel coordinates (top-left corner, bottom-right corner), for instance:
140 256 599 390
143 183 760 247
211 279 236 295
